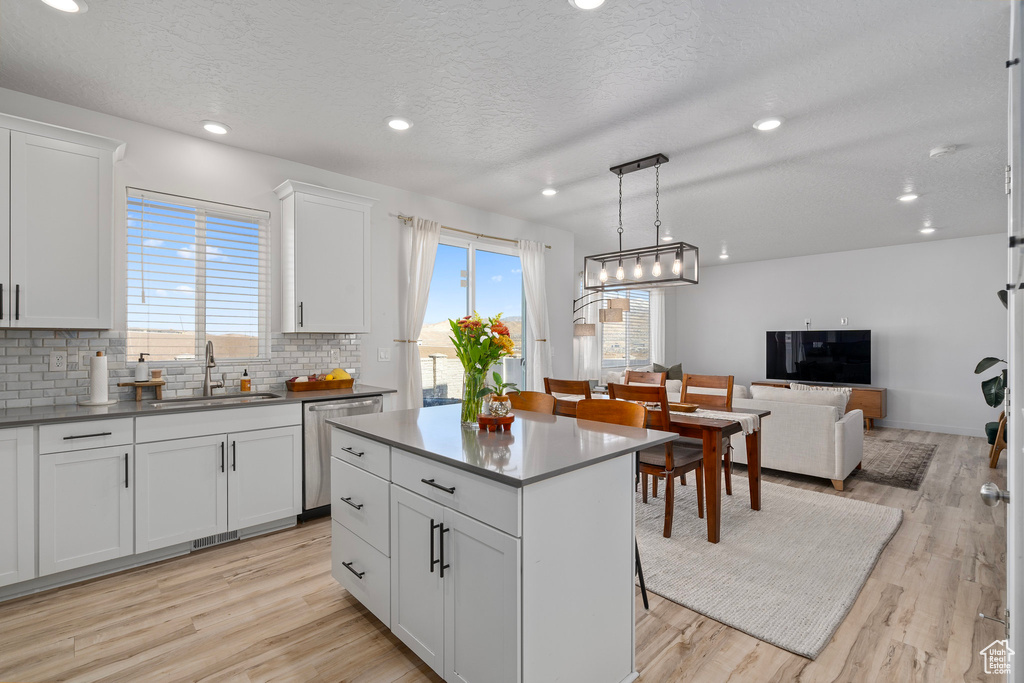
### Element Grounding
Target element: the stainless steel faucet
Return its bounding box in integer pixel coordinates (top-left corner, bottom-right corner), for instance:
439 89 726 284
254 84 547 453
203 340 225 396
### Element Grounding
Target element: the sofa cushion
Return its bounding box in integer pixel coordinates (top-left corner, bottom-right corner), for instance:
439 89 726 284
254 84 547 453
790 383 853 400
734 385 750 399
653 362 684 381
749 384 849 418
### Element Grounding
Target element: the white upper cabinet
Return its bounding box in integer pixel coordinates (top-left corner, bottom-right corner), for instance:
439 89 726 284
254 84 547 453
0 115 122 329
274 180 375 333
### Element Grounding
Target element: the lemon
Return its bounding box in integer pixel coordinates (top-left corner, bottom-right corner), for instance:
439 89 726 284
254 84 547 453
326 374 335 381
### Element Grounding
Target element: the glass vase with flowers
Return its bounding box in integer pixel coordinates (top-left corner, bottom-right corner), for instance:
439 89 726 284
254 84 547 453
449 313 516 426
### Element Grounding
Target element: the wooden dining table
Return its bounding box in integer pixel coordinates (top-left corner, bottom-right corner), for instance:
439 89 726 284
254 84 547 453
554 397 771 543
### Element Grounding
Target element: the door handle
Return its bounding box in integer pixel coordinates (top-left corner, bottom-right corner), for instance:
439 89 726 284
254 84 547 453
339 496 363 510
1 282 4 320
439 523 450 578
124 453 129 489
429 519 441 573
341 561 365 579
980 482 1010 507
421 478 456 494
14 284 19 321
231 441 236 471
298 301 303 328
220 441 225 472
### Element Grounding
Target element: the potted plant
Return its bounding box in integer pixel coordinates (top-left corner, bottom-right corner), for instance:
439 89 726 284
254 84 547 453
486 372 520 417
449 313 516 426
974 290 1009 409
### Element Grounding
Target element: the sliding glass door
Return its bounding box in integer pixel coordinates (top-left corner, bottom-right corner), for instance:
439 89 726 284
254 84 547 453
420 239 525 402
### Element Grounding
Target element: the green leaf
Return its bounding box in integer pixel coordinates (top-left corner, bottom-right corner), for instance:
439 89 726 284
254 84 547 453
493 371 503 386
982 375 1006 408
975 357 1005 374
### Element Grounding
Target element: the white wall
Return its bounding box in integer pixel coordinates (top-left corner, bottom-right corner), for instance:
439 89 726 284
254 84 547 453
667 234 1006 436
0 88 575 404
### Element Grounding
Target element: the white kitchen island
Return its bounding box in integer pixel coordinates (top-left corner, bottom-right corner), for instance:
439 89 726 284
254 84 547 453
327 403 676 683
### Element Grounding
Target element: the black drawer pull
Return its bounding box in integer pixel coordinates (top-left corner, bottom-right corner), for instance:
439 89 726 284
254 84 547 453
341 561 365 579
63 431 112 440
340 447 364 458
421 478 455 494
340 496 364 510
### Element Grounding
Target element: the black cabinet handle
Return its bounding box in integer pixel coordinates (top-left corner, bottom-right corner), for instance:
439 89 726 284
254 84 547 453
340 496 363 510
231 441 236 471
298 302 303 328
64 432 112 440
421 478 456 494
220 442 225 472
439 524 450 578
430 519 441 573
341 561 365 579
14 284 19 321
124 453 129 489
1 282 4 320
341 447 364 458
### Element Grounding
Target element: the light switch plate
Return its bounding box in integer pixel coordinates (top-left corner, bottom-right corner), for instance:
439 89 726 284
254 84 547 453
378 347 391 362
49 351 67 372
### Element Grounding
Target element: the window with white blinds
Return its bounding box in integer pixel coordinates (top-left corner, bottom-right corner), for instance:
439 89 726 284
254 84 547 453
601 290 651 369
127 189 270 362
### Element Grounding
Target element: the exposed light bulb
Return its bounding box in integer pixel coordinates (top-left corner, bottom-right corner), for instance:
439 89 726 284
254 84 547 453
599 264 608 283
652 258 662 277
672 252 682 275
633 256 643 279
615 263 625 281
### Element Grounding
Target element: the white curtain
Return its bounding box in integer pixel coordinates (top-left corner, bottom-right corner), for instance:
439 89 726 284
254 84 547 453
650 288 666 366
573 273 602 381
398 218 441 410
518 240 552 391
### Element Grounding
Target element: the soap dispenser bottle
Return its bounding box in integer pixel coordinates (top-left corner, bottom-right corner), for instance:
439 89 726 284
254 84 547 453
134 353 150 381
240 369 251 392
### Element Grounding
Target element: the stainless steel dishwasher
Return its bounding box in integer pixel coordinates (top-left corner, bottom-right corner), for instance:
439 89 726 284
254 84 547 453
302 395 383 519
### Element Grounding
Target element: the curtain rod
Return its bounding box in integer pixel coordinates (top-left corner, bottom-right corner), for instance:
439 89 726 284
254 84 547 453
391 213 552 249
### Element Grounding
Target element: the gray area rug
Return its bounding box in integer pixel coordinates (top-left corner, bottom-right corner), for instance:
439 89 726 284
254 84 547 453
852 437 938 490
635 477 902 659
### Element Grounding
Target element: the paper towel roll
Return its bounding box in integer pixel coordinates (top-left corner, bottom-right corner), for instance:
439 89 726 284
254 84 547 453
89 352 108 404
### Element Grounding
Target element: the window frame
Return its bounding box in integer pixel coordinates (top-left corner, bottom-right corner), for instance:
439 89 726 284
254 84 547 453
600 289 652 370
125 188 272 364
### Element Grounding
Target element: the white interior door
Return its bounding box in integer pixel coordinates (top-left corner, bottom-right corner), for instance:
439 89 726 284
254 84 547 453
227 426 301 530
9 132 111 329
390 485 445 676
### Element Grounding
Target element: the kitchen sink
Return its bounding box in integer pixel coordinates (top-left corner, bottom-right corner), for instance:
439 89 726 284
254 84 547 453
148 392 283 408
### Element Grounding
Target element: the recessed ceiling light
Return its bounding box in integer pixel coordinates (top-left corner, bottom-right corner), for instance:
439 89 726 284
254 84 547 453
661 235 673 242
919 227 936 234
41 0 87 12
719 253 730 259
202 121 230 135
898 193 919 202
753 117 783 132
386 117 412 131
541 188 558 196
568 0 605 9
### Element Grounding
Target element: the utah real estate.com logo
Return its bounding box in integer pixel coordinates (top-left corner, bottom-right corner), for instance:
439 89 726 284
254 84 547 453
980 640 1014 675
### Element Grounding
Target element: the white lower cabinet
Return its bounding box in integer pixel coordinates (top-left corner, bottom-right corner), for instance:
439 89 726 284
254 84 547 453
389 484 520 682
136 426 302 553
38 445 133 575
0 427 34 587
135 434 228 553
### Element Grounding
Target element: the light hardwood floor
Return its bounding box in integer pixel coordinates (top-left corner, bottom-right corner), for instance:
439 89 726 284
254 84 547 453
0 428 1006 682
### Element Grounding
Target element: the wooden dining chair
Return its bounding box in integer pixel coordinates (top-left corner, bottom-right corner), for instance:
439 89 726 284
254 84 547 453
609 383 704 538
681 374 737 495
574 397 650 609
508 391 556 415
988 411 1007 468
543 378 592 399
624 370 667 386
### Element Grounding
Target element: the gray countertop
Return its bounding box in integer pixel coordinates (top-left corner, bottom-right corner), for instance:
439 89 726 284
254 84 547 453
0 384 396 428
327 403 677 487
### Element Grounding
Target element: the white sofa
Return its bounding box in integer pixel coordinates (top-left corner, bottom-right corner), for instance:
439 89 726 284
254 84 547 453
730 385 864 491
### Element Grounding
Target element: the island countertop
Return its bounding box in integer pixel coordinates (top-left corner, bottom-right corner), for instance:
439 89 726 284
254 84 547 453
327 402 676 487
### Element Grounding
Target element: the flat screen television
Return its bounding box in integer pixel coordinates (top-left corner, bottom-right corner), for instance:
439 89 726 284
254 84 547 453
766 330 872 385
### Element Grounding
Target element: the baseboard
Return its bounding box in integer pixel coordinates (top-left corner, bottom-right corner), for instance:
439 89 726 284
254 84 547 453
874 420 985 438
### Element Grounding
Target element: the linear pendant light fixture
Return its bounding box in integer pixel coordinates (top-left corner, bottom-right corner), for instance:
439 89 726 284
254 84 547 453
584 154 699 292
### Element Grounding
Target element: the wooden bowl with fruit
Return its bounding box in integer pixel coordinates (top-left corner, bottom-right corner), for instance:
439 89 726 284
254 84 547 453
286 370 354 392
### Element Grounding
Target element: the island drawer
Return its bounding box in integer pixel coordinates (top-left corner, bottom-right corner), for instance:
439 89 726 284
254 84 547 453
39 418 134 454
331 457 390 555
331 520 390 628
392 448 520 537
331 429 390 480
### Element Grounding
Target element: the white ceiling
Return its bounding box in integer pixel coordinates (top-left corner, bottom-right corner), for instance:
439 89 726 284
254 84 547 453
0 0 1011 263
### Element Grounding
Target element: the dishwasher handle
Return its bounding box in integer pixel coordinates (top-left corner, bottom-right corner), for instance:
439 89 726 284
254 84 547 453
306 398 381 413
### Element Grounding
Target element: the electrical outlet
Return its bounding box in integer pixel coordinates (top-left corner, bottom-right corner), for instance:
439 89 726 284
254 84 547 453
329 348 340 365
840 317 849 326
49 351 67 372
378 347 391 362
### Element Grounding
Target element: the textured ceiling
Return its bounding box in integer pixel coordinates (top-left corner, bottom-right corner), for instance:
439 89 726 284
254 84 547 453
0 0 1011 263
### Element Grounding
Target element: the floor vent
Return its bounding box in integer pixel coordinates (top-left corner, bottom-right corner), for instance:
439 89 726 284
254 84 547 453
192 530 239 551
